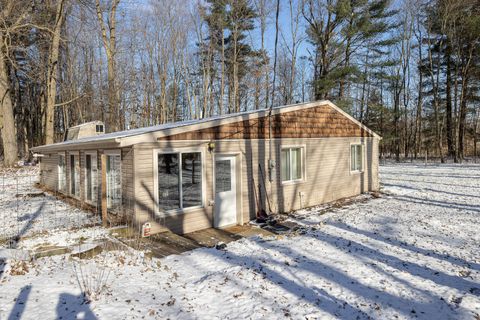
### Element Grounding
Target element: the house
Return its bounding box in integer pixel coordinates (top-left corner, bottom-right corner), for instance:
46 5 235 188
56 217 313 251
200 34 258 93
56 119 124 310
31 100 381 235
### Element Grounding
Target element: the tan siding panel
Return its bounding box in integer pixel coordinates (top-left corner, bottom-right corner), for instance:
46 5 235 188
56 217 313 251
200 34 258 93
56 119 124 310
133 137 379 235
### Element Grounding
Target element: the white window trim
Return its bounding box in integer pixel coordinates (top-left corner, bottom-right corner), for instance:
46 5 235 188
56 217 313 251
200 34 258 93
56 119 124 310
104 149 121 156
57 152 66 193
280 145 306 185
349 143 365 174
153 147 206 217
84 151 98 205
68 152 80 199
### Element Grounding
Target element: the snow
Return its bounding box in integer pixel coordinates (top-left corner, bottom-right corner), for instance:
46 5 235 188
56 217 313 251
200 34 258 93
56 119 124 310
0 163 479 319
0 167 102 242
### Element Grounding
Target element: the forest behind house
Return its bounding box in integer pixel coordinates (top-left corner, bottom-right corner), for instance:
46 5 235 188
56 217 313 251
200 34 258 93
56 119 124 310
0 0 479 167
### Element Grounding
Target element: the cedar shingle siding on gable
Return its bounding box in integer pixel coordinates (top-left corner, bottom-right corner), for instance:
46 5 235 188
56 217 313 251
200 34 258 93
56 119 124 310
159 105 372 141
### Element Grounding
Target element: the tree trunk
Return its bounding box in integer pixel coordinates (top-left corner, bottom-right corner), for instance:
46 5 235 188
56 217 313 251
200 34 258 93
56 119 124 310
458 80 468 160
0 34 18 166
95 0 120 132
45 0 66 145
445 44 454 158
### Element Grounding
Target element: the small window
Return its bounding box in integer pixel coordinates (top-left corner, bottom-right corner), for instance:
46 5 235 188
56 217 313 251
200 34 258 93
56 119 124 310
350 144 364 172
281 147 303 182
96 124 104 133
157 151 203 212
215 159 232 193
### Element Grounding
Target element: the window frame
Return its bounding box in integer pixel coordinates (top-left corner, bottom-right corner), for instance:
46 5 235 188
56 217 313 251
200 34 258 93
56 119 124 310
350 143 365 173
57 152 66 193
153 147 206 216
84 151 98 205
280 145 306 185
104 149 122 210
68 151 80 199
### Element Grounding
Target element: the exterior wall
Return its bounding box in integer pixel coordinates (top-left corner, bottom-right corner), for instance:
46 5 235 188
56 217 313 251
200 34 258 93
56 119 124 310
122 148 135 220
133 141 213 234
133 136 380 235
39 153 59 191
38 148 134 221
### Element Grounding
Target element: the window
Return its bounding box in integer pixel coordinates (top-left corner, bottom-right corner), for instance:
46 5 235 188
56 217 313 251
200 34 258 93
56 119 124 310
96 124 104 133
58 154 66 192
350 144 364 172
85 153 98 203
70 154 80 197
281 147 303 182
106 154 121 210
156 151 203 212
215 160 231 193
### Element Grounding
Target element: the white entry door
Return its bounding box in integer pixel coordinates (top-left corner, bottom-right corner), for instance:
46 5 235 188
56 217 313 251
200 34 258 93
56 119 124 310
214 156 237 228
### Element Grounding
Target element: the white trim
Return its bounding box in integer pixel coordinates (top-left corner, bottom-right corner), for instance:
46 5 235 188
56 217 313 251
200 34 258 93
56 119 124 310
349 143 365 174
153 146 206 217
280 145 306 185
104 149 121 155
324 100 381 139
213 152 243 227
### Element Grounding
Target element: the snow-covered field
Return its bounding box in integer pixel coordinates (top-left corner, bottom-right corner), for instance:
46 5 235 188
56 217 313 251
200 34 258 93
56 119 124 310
0 163 479 319
0 168 101 241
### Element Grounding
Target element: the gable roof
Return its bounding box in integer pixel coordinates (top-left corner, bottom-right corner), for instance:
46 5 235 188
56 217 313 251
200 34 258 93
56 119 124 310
31 100 380 152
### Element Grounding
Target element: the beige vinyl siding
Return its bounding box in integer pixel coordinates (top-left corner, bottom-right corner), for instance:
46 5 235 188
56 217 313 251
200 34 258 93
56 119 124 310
133 141 213 234
132 137 379 235
39 153 59 191
122 148 135 218
39 136 378 236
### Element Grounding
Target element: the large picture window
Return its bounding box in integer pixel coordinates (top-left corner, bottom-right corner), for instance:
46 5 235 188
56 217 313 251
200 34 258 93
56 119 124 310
58 154 66 192
281 147 303 182
350 144 364 172
157 151 202 212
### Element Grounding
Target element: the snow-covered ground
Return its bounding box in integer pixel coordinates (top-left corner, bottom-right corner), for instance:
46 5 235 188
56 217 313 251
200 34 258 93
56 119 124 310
0 167 101 241
0 163 479 319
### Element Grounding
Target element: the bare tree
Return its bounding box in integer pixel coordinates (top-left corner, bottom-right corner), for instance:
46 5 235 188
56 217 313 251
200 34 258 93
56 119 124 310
0 1 27 166
45 0 67 145
95 0 120 132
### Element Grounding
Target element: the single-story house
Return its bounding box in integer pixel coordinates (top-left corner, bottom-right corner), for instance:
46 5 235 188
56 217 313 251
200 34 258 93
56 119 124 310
31 100 381 235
